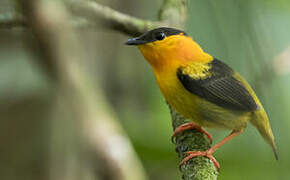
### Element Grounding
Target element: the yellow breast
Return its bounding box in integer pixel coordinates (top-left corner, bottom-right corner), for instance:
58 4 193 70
153 66 205 125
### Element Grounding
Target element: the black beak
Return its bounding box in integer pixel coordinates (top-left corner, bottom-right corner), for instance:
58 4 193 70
125 37 146 45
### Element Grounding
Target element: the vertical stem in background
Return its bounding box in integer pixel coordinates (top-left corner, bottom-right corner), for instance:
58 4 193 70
159 0 187 28
19 0 148 180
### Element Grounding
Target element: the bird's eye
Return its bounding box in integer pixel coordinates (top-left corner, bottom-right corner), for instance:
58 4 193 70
155 32 166 40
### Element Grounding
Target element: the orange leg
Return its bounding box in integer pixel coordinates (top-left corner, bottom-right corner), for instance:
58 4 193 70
172 122 213 144
180 129 244 170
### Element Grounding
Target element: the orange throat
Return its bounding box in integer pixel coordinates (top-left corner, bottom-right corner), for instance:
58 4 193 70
137 35 213 74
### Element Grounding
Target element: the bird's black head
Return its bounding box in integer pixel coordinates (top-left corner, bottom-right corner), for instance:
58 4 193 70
125 27 187 45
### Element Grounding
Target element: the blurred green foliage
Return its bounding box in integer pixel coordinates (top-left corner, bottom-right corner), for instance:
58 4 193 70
0 0 289 180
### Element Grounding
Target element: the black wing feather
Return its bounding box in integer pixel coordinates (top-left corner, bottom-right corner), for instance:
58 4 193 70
177 59 258 111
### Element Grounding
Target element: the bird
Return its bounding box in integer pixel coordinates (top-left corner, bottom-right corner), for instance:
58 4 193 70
125 27 277 169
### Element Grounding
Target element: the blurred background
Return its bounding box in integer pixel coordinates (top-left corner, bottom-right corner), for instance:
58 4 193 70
0 0 289 179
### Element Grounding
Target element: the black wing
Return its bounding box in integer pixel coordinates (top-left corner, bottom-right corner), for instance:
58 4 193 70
177 59 258 111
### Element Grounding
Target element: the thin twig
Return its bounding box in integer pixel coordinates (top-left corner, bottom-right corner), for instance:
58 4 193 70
66 0 163 36
0 1 163 36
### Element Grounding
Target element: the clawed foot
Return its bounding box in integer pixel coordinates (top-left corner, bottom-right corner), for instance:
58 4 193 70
178 130 244 171
172 124 243 171
180 150 220 171
171 122 213 144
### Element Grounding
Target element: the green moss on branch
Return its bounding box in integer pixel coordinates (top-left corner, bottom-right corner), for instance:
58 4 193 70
169 106 219 180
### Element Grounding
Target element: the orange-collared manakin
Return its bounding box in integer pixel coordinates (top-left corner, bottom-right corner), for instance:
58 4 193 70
125 27 277 169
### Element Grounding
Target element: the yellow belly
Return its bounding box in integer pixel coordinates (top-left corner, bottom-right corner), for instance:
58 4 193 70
154 70 250 130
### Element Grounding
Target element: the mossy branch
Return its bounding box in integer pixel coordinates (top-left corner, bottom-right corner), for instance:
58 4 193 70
170 106 218 180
